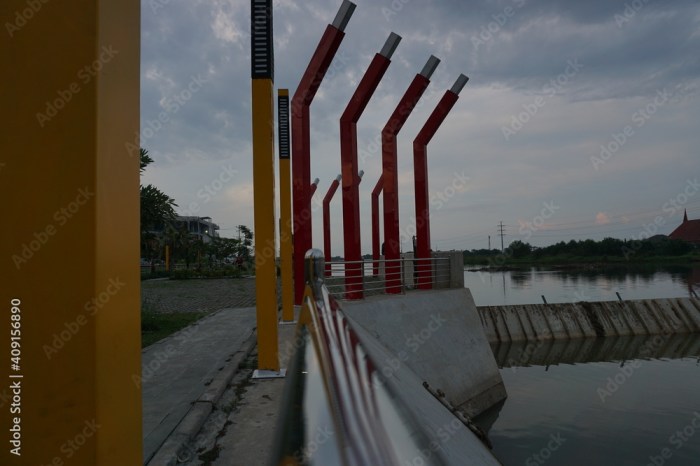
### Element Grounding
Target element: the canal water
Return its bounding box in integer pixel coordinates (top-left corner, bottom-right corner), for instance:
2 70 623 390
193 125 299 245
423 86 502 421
468 265 700 465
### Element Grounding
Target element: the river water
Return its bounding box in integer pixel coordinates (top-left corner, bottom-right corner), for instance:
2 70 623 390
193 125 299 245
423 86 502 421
464 264 700 306
468 264 700 465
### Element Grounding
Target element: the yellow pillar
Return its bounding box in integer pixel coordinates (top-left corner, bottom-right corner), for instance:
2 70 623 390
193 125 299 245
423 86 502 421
1 0 141 464
251 0 280 371
278 89 294 322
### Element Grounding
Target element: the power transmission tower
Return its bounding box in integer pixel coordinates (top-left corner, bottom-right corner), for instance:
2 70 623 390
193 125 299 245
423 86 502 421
497 222 506 252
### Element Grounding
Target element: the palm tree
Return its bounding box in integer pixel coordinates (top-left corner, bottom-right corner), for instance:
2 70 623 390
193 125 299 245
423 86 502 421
140 148 178 270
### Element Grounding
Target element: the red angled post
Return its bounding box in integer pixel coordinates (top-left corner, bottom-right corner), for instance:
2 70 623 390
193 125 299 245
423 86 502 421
414 74 469 289
310 177 319 198
371 175 383 276
382 55 440 293
292 0 355 304
340 32 401 300
323 175 342 275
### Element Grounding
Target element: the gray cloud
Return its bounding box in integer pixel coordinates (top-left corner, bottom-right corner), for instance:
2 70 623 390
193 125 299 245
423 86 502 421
140 0 700 252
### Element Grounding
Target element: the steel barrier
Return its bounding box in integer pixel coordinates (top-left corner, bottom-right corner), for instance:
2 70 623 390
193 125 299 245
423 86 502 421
270 249 444 465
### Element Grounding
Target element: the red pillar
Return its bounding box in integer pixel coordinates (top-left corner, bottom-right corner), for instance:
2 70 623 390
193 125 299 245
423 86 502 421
323 175 341 275
340 32 401 299
371 175 383 276
382 55 439 293
292 1 355 304
414 74 468 289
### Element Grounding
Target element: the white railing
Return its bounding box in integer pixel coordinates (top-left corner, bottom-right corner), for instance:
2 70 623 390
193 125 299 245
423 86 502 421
323 255 452 299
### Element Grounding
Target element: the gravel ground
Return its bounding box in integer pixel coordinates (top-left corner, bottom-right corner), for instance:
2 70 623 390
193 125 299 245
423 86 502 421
141 277 261 314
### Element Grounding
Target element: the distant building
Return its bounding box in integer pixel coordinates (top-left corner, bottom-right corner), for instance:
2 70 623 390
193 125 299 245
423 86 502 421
148 215 220 244
669 210 700 245
176 216 220 243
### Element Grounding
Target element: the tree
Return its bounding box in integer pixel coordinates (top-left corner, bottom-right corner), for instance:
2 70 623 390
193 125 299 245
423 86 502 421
140 148 178 267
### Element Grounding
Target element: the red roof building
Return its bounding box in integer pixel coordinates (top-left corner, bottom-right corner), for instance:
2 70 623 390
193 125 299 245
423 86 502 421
669 210 700 245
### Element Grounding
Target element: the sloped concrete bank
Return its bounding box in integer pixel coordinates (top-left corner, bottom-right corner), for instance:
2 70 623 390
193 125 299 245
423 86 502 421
478 298 700 343
342 288 507 418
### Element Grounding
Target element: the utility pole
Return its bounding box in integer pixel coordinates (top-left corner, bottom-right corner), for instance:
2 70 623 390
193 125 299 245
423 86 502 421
488 235 491 250
498 222 506 252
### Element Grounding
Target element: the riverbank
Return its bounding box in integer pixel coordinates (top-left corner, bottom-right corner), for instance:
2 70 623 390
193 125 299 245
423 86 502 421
464 253 699 269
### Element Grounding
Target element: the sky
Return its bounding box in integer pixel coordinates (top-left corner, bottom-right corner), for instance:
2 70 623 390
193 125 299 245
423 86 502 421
140 0 700 254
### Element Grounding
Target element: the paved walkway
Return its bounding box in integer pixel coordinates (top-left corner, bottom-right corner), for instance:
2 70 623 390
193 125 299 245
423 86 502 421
141 306 257 464
140 275 259 460
179 319 299 466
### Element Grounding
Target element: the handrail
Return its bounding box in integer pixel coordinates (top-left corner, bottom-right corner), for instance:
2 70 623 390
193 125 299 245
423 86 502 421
321 255 454 298
270 249 443 465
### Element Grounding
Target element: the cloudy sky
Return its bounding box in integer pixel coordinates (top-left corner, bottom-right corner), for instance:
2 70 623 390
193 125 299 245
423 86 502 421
140 0 700 254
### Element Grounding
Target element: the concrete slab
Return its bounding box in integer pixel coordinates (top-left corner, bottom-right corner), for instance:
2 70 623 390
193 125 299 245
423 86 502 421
142 307 256 464
617 303 648 335
346 313 500 465
342 288 507 418
676 298 700 331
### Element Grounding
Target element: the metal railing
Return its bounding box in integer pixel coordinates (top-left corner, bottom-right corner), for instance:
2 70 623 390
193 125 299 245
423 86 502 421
323 256 452 299
270 249 445 465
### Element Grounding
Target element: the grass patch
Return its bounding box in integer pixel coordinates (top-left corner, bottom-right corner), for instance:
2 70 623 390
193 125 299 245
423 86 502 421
141 310 208 348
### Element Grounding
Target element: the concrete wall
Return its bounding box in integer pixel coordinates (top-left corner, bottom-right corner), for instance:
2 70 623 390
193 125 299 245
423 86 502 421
342 288 506 418
346 316 501 465
491 333 700 368
479 297 700 343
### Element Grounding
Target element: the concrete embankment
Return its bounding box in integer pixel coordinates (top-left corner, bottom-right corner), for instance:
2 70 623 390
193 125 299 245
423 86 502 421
343 288 506 418
492 333 700 368
478 298 700 343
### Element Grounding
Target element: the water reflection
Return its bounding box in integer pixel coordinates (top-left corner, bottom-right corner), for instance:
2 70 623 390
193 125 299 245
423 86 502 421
476 334 700 465
465 264 700 306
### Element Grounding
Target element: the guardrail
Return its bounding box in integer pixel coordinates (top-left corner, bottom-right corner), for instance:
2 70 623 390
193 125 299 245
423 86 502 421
324 255 452 299
270 249 442 465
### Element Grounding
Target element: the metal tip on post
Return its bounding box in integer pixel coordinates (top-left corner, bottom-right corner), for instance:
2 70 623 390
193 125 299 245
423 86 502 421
312 177 320 186
335 174 342 182
358 170 365 180
379 32 402 59
420 55 440 79
304 249 326 284
332 0 356 32
450 74 469 95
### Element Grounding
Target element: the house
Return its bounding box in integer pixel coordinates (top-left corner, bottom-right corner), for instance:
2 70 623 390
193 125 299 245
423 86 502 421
669 210 700 245
175 216 220 243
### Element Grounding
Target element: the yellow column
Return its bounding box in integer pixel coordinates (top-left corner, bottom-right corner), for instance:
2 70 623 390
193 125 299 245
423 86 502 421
1 0 141 464
278 90 294 322
251 0 280 371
